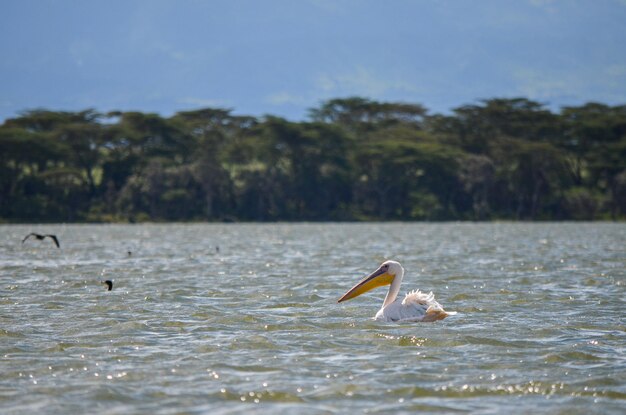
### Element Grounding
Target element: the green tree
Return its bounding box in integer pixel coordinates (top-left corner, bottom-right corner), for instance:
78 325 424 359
560 103 626 218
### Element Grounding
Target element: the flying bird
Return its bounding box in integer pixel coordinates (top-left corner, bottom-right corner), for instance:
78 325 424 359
101 280 113 291
338 260 456 322
22 233 60 248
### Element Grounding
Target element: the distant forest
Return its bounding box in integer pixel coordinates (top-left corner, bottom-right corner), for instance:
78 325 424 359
1 97 625 222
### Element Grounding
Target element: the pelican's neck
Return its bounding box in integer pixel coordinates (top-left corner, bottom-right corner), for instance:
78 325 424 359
382 267 404 308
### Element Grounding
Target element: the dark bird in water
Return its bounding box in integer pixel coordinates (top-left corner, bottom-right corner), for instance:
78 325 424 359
22 233 60 248
101 280 113 291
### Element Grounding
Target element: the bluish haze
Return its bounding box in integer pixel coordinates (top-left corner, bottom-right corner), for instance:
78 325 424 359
1 0 625 121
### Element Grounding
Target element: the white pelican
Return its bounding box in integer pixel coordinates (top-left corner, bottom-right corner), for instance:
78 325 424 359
338 260 455 322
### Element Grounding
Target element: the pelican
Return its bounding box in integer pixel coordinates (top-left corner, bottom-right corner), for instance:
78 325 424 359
338 260 455 322
22 233 60 248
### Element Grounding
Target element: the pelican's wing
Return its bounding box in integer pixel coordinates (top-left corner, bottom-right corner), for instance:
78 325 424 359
378 298 428 322
377 289 453 322
22 233 35 243
46 235 60 248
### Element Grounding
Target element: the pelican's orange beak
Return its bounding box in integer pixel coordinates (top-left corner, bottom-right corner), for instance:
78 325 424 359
337 266 394 303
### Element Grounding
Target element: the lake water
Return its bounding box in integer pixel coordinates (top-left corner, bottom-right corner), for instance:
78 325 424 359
1 223 625 414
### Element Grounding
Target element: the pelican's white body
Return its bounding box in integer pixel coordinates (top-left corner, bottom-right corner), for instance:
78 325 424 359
375 288 448 322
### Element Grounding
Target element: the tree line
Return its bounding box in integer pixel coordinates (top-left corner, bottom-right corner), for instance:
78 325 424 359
1 97 625 222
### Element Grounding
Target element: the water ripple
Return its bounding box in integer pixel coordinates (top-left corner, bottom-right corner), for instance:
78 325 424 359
1 223 625 414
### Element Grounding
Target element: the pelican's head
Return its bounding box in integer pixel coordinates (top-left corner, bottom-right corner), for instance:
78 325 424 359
337 260 403 303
